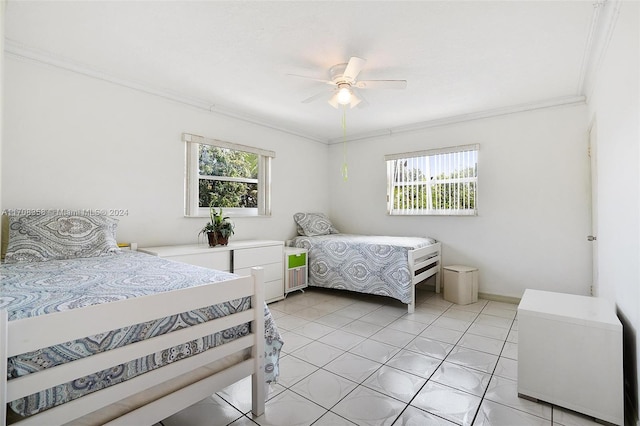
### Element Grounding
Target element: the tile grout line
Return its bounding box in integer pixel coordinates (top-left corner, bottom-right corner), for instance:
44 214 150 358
468 305 518 425
278 294 447 425
247 291 529 426
383 298 480 425
286 293 485 424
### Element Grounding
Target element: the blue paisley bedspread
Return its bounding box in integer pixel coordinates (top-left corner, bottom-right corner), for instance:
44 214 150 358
288 234 437 304
0 250 283 417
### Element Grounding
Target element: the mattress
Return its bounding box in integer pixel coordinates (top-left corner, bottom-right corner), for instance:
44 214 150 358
1 250 283 417
288 234 437 304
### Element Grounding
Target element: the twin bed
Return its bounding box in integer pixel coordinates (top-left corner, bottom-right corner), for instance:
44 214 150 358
1 212 283 425
288 213 442 313
1 210 441 425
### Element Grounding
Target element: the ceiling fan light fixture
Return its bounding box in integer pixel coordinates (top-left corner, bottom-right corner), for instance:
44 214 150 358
328 93 339 108
291 56 407 109
337 84 352 105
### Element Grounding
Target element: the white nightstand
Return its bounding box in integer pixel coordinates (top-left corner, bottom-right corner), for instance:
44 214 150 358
284 247 308 295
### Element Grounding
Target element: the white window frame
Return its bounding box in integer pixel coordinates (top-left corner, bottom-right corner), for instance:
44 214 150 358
184 133 274 217
385 144 479 216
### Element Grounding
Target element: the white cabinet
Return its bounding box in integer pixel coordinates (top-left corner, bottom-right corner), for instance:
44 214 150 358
138 244 232 271
517 289 623 425
139 240 284 303
233 244 284 303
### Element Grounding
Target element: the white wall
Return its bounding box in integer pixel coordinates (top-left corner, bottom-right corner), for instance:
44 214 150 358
328 105 591 299
2 57 329 246
587 1 639 422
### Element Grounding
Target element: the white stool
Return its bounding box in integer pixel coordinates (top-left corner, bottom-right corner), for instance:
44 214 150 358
443 265 478 305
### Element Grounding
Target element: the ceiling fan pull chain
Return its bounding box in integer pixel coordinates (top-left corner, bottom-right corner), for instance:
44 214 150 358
342 106 348 181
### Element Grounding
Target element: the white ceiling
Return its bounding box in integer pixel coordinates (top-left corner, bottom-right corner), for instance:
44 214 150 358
5 1 603 143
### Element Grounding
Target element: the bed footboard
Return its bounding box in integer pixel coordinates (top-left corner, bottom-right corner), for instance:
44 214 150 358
1 268 266 426
407 242 442 313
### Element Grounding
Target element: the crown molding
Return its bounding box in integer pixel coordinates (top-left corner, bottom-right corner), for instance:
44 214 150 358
327 95 587 145
5 26 600 147
4 39 327 144
5 39 213 109
577 0 622 99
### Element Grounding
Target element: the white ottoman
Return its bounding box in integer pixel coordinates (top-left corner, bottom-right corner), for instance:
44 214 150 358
443 265 478 305
517 290 623 425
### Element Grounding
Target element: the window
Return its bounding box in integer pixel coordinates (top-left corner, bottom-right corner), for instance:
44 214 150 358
184 133 274 217
385 144 478 216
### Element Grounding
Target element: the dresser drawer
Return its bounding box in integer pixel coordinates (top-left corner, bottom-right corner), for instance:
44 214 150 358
287 252 306 268
234 245 282 269
139 242 283 301
235 262 282 282
167 252 231 272
265 279 284 303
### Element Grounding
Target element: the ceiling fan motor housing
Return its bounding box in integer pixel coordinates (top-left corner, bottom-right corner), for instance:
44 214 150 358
329 63 352 84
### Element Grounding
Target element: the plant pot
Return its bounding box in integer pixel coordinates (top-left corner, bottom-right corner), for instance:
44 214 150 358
206 232 217 247
215 231 229 246
206 231 229 247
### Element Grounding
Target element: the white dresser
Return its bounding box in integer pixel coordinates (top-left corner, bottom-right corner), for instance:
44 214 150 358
517 289 623 425
139 240 285 303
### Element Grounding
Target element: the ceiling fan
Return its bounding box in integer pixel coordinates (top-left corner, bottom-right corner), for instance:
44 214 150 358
289 57 407 109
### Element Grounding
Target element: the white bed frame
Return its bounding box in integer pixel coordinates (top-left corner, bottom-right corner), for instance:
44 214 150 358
288 238 442 314
1 268 266 426
407 241 442 313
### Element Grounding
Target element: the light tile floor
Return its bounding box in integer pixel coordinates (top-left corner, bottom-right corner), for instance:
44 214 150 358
159 287 602 426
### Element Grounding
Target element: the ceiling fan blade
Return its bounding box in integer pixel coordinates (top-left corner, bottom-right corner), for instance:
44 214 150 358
287 74 336 85
302 90 331 104
343 57 366 81
355 80 408 90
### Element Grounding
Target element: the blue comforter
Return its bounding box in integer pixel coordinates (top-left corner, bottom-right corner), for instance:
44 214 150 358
1 250 283 417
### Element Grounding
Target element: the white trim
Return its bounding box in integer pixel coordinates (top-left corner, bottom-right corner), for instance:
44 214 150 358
260 156 272 216
185 140 200 218
5 40 592 146
184 135 272 217
5 39 212 110
578 0 623 99
4 39 326 144
387 145 479 216
183 133 275 159
385 144 479 162
328 96 586 144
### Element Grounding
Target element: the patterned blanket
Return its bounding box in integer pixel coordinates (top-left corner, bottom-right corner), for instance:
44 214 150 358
288 234 437 304
1 250 283 417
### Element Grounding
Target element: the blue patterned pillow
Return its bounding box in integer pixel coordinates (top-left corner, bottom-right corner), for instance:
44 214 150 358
293 212 339 236
4 212 120 263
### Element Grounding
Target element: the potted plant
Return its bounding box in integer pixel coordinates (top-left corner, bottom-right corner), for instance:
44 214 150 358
199 206 235 247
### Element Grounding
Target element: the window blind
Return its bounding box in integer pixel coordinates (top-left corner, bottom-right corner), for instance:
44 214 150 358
386 144 479 216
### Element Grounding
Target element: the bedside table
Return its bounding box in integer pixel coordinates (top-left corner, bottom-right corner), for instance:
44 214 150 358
284 247 308 295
